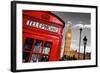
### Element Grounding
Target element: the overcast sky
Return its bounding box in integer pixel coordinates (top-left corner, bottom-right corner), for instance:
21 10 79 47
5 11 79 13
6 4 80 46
51 11 91 56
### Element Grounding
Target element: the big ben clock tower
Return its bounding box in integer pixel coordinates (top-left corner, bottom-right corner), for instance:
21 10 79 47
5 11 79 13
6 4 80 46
64 21 72 56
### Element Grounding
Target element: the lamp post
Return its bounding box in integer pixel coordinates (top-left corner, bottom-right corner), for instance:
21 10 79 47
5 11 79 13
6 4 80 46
83 36 87 60
78 28 83 59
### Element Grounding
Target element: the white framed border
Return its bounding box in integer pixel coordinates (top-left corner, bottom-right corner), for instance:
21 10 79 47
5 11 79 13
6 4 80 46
11 1 97 72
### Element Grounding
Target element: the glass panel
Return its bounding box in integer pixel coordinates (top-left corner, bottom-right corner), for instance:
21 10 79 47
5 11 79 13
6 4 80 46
23 52 30 62
42 42 52 54
49 26 58 32
31 54 41 62
26 20 59 33
33 40 43 53
31 54 38 62
23 38 34 50
41 56 49 62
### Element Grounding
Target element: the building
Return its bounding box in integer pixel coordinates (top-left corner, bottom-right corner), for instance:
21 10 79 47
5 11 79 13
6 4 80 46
62 22 91 60
63 21 72 56
63 50 91 60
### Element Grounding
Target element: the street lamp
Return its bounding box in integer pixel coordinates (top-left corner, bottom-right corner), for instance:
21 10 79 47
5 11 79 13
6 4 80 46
78 28 83 59
83 36 87 60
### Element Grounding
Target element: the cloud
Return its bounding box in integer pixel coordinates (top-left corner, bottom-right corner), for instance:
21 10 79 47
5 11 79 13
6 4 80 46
71 39 78 42
71 43 91 53
73 24 91 29
84 24 91 28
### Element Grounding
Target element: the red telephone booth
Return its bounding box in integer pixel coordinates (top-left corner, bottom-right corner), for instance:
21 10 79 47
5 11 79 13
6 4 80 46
22 10 65 62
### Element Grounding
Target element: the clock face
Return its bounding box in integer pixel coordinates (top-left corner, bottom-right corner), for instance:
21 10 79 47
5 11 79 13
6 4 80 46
67 33 71 37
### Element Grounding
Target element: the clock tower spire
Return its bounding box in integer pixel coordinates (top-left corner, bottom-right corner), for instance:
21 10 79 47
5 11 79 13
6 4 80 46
64 21 72 56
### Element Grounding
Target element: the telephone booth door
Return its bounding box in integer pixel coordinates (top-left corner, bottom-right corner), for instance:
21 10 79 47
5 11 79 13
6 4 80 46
23 33 60 62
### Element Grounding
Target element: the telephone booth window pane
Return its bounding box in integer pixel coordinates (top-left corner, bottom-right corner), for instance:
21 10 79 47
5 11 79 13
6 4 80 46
42 42 52 54
33 40 43 53
31 54 38 62
23 38 34 50
23 52 30 62
41 56 49 62
31 54 41 62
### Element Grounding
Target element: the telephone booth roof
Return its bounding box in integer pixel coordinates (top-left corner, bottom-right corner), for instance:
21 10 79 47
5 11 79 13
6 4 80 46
23 10 65 28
